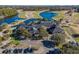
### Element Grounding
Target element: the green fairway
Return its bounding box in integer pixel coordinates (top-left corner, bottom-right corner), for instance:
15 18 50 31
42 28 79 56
53 11 66 21
75 37 79 42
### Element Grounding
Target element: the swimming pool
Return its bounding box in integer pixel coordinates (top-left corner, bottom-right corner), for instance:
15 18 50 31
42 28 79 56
40 11 57 21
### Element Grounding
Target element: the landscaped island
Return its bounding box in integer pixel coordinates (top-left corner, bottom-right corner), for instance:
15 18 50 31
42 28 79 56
0 6 79 54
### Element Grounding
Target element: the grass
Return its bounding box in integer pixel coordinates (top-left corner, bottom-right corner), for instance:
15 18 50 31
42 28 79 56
72 12 79 21
57 44 63 49
65 12 79 23
0 36 4 43
10 37 20 45
69 25 79 34
75 37 79 42
33 10 67 21
53 11 79 21
53 11 66 21
18 12 26 18
33 11 42 18
63 27 73 35
31 45 40 50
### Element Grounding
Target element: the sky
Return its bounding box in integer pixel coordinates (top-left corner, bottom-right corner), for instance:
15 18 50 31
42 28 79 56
0 0 78 5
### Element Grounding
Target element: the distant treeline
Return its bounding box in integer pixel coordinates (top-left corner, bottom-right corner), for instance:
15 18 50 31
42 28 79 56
0 5 78 11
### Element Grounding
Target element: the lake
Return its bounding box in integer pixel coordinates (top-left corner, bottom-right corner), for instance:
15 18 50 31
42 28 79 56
0 11 57 25
40 11 57 21
0 16 23 25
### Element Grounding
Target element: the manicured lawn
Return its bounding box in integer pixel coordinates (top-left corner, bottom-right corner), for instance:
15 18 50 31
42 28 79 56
18 12 26 18
75 37 79 42
63 27 73 35
69 11 79 23
69 25 79 34
57 44 63 49
53 11 66 21
34 11 41 18
72 12 79 22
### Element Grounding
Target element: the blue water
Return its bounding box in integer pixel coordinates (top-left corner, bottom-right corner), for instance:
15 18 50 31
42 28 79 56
24 18 38 24
0 11 57 25
40 11 57 21
0 16 23 25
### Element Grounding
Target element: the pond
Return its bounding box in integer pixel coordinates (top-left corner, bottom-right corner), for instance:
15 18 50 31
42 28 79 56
0 11 57 25
40 11 57 21
24 18 38 24
0 16 23 25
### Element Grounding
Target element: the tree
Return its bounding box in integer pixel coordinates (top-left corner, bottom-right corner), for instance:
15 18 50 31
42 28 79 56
0 36 4 43
61 43 79 54
0 8 17 20
2 8 17 17
38 26 48 38
50 33 65 46
20 28 32 38
10 37 20 45
32 34 42 40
